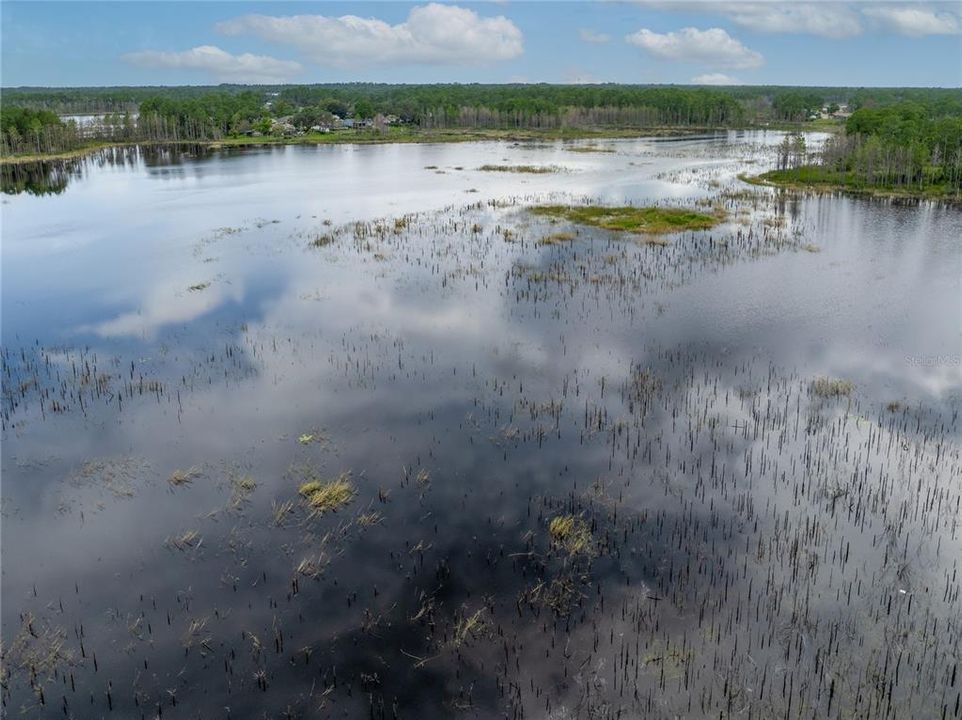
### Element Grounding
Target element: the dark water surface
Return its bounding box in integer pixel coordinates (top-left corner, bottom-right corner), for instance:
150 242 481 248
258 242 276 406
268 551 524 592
2 134 961 719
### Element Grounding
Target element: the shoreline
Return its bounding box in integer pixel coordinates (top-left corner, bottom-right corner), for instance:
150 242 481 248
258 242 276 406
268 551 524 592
738 171 961 205
0 123 829 166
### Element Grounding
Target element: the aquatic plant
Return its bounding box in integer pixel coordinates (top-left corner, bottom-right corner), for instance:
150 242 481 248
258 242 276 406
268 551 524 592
298 472 354 514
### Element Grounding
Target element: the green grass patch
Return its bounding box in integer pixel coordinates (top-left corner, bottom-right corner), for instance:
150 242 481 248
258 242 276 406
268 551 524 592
530 204 723 235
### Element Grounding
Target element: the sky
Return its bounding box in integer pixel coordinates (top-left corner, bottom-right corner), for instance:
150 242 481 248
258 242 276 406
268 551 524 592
2 1 960 88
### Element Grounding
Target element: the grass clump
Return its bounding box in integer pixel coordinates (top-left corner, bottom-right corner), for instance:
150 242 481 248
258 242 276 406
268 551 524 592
227 474 256 509
538 231 576 246
479 164 559 174
548 514 593 556
530 204 723 235
167 529 202 551
811 376 854 398
298 472 354 514
452 608 487 647
169 467 202 487
565 145 615 153
309 234 335 248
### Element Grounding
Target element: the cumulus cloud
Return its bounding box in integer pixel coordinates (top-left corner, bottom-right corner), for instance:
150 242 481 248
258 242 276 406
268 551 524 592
863 5 960 36
215 3 523 67
691 72 740 85
122 45 301 83
626 27 764 69
579 28 611 44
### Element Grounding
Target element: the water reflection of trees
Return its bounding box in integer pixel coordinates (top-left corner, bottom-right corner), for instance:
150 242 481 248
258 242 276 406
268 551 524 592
1 144 213 195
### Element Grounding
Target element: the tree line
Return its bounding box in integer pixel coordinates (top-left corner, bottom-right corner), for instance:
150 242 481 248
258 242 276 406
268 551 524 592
813 103 962 191
2 84 961 164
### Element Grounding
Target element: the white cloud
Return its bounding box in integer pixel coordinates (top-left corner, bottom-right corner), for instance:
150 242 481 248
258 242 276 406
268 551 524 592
122 45 301 83
579 28 611 44
691 72 740 85
84 278 244 340
863 5 960 36
626 27 764 69
635 2 862 38
215 3 523 67
705 2 862 38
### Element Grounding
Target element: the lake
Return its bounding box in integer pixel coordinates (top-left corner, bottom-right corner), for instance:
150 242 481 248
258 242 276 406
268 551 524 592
2 132 960 719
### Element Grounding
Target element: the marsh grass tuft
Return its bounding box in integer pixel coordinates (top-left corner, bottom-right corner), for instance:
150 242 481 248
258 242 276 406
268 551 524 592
537 231 576 246
309 234 335 248
811 376 854 397
168 467 202 487
565 145 616 153
272 499 295 526
548 514 593 557
298 472 354 515
4 613 73 680
167 529 202 551
530 204 723 235
479 164 560 174
452 608 487 647
227 474 256 510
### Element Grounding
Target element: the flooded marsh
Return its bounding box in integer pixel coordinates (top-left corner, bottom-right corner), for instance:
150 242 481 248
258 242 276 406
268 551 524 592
2 132 961 719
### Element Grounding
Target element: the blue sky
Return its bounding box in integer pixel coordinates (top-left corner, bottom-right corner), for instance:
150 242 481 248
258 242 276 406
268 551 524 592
2 1 960 87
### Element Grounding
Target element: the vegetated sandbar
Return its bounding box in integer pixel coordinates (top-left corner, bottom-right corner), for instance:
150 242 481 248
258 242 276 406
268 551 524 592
530 204 724 234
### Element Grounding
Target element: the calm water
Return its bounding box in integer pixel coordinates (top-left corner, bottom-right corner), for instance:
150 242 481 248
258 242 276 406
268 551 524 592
2 133 961 719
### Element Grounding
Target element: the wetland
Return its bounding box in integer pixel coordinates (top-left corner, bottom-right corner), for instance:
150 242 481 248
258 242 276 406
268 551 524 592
2 131 961 719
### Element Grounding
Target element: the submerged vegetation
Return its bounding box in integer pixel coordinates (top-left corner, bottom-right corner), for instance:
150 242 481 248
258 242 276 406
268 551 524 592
530 204 724 235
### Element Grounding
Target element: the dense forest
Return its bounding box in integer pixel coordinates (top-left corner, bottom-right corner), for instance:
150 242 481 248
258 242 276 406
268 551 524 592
2 84 961 183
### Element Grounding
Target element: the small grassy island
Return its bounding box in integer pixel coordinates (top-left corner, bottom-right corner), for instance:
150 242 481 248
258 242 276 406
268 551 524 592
530 205 724 235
